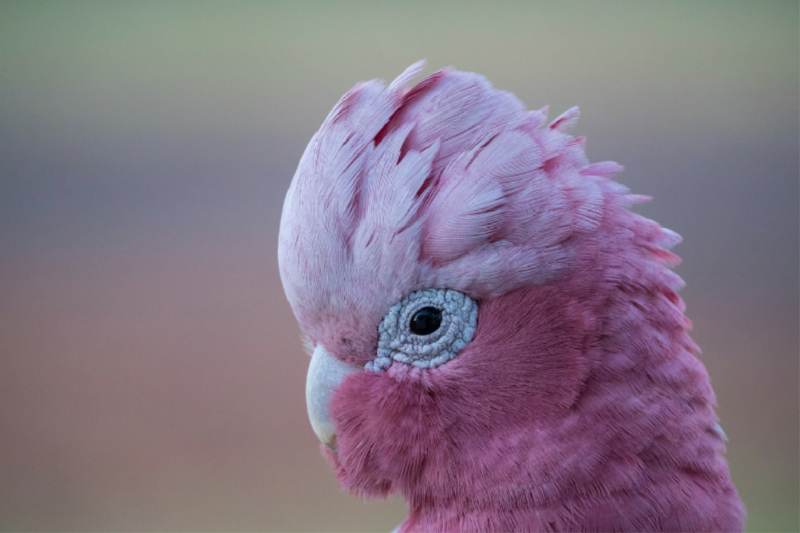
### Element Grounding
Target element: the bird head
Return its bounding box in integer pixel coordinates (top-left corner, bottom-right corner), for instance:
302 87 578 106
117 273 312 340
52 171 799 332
278 62 743 532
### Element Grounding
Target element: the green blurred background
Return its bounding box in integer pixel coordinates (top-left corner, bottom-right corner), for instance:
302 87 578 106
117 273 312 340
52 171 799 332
1 1 797 531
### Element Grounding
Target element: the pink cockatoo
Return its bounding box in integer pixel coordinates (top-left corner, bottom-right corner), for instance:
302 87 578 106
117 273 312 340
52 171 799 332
278 61 745 532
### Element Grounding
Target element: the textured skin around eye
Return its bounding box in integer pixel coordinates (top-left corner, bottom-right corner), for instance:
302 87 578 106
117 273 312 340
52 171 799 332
366 289 478 372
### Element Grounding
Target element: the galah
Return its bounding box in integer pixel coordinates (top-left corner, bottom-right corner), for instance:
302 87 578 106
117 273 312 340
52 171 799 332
278 61 745 532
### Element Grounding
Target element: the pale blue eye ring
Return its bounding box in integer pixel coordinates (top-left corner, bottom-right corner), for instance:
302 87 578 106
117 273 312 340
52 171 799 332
366 289 478 372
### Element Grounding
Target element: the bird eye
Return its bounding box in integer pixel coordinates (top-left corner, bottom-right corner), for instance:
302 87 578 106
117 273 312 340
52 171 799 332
410 307 442 335
366 289 478 372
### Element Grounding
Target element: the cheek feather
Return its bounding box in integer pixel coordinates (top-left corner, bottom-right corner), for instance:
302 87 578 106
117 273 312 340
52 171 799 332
327 282 596 500
328 368 456 499
454 283 596 420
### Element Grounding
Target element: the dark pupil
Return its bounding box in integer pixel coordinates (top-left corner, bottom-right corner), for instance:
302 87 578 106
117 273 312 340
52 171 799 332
410 307 442 336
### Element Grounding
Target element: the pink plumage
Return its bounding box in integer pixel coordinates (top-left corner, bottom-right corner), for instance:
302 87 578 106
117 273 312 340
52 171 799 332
278 61 745 532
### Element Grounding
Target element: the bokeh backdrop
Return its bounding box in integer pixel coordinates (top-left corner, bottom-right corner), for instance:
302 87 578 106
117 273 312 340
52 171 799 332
1 1 797 531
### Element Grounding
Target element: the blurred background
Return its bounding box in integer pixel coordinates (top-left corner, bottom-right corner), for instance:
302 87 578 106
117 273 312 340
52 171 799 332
0 1 797 531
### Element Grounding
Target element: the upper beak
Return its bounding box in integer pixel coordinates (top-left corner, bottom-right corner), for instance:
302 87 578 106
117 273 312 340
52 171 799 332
305 344 362 449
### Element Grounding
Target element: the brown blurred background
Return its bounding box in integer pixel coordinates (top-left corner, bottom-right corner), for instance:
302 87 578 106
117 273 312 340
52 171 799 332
0 1 797 531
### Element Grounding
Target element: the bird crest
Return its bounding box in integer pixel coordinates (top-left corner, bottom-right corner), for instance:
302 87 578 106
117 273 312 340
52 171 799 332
278 62 666 361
